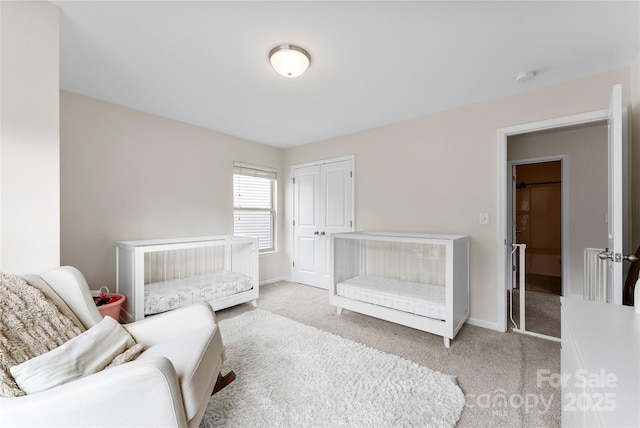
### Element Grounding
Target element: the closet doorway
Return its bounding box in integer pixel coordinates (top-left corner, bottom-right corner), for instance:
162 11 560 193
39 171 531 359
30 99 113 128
508 158 566 339
513 160 563 296
292 156 355 289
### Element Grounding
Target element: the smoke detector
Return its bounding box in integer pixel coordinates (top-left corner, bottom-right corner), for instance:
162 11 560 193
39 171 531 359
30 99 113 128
515 71 536 83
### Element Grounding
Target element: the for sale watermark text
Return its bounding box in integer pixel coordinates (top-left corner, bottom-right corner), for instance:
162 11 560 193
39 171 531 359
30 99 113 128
465 369 619 417
538 368 617 413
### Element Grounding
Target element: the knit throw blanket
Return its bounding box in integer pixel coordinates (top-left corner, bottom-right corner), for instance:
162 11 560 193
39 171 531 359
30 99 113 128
0 272 83 397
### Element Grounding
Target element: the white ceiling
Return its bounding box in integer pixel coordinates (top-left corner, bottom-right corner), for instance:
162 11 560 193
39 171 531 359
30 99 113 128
55 1 640 148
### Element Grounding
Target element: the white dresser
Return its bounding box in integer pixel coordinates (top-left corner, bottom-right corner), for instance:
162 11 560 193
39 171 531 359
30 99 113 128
561 297 640 427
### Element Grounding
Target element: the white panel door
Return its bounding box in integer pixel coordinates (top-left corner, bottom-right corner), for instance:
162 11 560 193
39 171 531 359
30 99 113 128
606 84 626 304
293 158 354 289
293 165 322 286
319 160 354 287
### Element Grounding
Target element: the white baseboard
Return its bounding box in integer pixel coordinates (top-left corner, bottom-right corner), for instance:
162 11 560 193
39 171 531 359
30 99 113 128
260 277 292 286
466 317 502 332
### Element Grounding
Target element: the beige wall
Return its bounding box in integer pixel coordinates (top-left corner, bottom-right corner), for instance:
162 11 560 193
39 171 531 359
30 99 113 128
284 67 631 328
60 91 284 288
508 124 608 297
0 1 60 274
61 66 636 328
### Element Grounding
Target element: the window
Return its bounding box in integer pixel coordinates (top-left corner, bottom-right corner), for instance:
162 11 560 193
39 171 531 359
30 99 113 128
233 163 276 252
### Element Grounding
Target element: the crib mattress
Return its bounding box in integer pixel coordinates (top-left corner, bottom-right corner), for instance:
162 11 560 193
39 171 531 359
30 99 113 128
336 275 446 321
144 271 253 315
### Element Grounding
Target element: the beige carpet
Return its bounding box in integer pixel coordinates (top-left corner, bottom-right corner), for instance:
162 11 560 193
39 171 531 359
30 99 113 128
216 281 561 428
509 289 561 338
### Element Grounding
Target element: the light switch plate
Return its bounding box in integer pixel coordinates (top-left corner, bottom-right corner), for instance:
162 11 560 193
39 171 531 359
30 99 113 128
479 212 490 225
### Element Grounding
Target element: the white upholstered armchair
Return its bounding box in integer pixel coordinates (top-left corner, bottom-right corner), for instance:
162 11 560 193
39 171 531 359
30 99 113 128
1 266 230 427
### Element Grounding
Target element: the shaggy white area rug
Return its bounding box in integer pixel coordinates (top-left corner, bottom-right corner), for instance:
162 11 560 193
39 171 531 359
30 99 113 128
200 309 465 427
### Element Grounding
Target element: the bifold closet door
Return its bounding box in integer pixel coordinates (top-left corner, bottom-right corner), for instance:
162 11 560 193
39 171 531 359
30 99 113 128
293 159 353 289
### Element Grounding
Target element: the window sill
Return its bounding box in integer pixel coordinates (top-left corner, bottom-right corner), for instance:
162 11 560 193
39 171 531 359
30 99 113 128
259 250 279 256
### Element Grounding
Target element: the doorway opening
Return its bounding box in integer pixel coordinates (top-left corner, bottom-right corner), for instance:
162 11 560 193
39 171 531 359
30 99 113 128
497 108 611 334
506 156 569 339
506 123 609 339
513 160 563 296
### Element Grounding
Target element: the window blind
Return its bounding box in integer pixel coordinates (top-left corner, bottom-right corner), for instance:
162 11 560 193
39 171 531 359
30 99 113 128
233 163 276 251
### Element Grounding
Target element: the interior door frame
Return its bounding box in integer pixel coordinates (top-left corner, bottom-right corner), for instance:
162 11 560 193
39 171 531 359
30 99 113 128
507 155 569 297
607 85 628 304
291 155 355 174
497 109 609 332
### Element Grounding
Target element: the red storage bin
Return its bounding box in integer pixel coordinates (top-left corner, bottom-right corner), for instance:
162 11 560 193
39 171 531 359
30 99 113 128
95 293 126 321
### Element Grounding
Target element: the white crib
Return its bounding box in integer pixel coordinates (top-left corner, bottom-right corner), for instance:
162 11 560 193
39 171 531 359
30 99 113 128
330 232 469 348
116 235 259 322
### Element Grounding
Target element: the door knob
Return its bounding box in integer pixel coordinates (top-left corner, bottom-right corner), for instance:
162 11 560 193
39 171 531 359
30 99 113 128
598 249 613 261
314 231 319 235
599 250 638 263
320 231 326 236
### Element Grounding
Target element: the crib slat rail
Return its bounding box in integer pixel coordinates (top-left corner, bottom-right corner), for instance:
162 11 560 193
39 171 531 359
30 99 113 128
583 247 608 303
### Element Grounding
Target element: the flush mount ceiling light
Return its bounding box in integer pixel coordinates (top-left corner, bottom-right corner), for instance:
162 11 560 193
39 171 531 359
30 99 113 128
269 44 311 78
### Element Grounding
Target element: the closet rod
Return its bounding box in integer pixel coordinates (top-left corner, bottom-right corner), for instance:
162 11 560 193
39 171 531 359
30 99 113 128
516 180 560 189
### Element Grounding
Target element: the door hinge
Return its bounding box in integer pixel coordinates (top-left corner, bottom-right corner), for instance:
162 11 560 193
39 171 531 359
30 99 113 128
350 220 353 228
293 261 295 267
292 178 295 185
350 171 353 178
293 219 296 226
